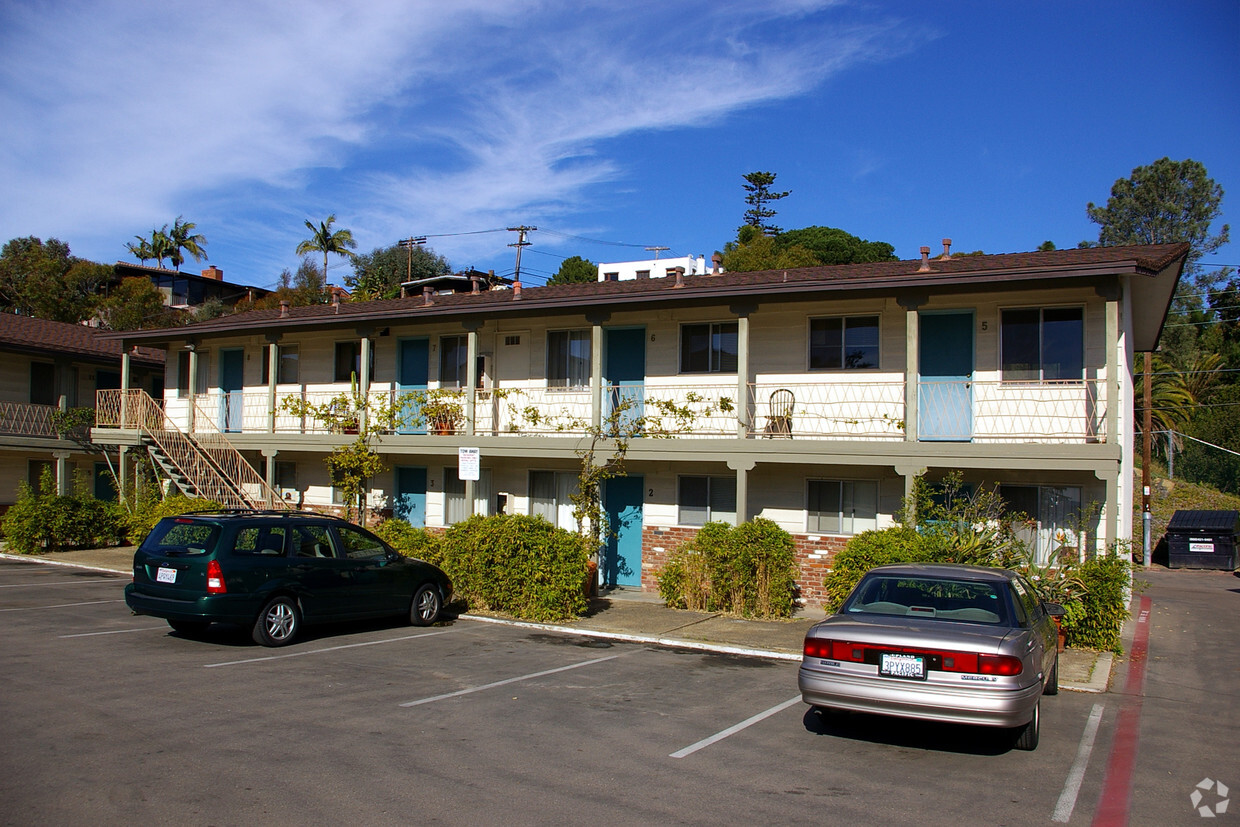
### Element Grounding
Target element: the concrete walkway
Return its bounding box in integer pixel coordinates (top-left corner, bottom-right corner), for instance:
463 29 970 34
0 546 1110 689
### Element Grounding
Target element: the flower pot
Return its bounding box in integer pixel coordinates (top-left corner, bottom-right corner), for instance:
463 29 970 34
584 561 599 598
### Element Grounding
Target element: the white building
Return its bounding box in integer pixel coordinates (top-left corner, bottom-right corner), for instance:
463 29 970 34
597 255 715 281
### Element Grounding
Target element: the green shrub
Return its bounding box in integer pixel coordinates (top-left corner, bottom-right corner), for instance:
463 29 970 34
656 518 797 619
125 494 223 543
822 526 931 611
373 520 444 567
439 514 589 622
1 469 126 553
1061 555 1130 652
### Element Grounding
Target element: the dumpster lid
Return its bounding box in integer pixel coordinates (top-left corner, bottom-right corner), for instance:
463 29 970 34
1166 510 1240 533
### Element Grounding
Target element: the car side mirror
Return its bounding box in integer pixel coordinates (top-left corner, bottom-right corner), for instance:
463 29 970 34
1043 601 1066 617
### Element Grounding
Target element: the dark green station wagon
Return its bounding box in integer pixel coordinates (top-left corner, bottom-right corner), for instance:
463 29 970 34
124 510 453 646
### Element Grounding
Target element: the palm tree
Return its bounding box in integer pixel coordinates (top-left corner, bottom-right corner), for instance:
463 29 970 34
126 235 154 266
167 216 208 271
296 215 358 284
149 226 173 269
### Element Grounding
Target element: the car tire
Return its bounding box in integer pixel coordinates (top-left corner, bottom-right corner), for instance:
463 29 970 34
253 596 300 647
410 584 442 626
1044 652 1060 696
167 619 209 636
1013 700 1040 751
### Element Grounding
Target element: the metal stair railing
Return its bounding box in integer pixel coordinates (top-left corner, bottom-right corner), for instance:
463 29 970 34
188 396 288 509
96 389 286 510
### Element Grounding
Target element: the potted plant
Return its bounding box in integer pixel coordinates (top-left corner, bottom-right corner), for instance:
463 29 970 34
422 390 464 435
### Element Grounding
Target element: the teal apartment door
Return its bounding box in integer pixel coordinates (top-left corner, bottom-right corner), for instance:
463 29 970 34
604 327 645 429
602 474 644 588
919 312 973 441
398 338 429 434
220 349 244 432
394 466 427 527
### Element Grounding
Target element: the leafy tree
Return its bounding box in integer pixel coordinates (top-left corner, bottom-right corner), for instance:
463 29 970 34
548 255 596 285
0 236 112 322
296 214 358 285
347 243 450 300
166 216 208 270
741 171 790 234
721 226 819 272
96 276 179 330
252 258 331 310
1087 157 1231 307
1037 240 1057 252
774 225 896 265
126 236 154 265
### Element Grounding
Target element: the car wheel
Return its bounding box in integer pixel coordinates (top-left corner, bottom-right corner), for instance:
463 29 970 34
253 596 300 647
410 584 442 626
1044 651 1060 696
1013 700 1040 751
167 619 209 636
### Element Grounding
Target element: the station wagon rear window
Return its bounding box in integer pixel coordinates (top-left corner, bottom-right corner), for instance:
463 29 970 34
143 519 221 556
844 576 1009 625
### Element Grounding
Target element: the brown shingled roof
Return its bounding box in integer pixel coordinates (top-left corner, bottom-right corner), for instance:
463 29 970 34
0 314 165 365
105 242 1190 341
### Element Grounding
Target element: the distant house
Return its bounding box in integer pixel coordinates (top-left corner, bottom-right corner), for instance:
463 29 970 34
112 263 269 310
596 255 716 281
0 314 163 508
94 242 1186 604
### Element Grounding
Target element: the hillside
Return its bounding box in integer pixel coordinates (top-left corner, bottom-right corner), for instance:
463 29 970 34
1132 465 1240 562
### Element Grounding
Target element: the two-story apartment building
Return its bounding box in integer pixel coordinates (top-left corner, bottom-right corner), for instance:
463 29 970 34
0 314 164 509
94 243 1187 603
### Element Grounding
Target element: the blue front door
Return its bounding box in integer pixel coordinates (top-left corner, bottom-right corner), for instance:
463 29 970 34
220 349 244 432
394 466 427 527
602 474 644 588
398 338 429 434
604 327 645 429
919 312 973 441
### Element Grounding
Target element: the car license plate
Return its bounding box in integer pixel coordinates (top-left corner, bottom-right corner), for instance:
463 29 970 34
880 653 926 680
156 567 177 584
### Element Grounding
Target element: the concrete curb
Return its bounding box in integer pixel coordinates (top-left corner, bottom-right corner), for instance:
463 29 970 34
458 613 803 662
0 552 126 576
1062 652 1114 693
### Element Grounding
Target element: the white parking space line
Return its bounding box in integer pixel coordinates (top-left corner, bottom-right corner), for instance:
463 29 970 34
1051 703 1105 823
670 696 804 759
0 579 122 588
203 629 458 667
400 654 623 707
59 626 168 638
0 599 123 613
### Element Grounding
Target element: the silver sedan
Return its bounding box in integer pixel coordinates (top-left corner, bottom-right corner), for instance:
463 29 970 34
798 563 1062 750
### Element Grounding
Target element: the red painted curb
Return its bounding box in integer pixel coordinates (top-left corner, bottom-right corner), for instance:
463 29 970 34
1091 594 1152 826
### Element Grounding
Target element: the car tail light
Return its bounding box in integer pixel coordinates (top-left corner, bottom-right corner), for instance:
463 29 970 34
804 638 1023 677
206 560 226 594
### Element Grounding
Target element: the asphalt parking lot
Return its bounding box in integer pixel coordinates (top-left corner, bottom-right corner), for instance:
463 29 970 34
0 558 1234 825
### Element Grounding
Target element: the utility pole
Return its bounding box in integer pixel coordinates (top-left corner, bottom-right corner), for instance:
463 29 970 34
645 246 670 261
507 226 536 283
397 236 427 283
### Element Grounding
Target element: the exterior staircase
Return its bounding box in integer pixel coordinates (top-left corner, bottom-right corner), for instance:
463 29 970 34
96 389 287 510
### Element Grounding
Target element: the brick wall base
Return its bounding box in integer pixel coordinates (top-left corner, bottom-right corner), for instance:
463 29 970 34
640 525 848 609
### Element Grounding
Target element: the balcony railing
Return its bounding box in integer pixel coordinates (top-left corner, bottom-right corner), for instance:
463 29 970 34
101 377 1108 444
0 402 58 438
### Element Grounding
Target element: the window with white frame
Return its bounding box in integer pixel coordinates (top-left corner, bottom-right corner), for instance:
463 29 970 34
444 467 492 525
1000 484 1084 565
678 476 737 526
440 335 468 388
807 479 878 535
680 322 738 373
335 341 373 383
547 330 591 389
529 470 579 531
1001 307 1083 381
809 316 879 370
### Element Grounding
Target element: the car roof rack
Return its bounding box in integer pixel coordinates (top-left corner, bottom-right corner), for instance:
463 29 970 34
177 508 348 520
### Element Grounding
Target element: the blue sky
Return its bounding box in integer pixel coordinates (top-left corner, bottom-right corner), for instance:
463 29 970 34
1 0 1236 290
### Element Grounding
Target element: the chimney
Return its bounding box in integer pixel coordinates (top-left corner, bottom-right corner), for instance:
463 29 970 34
512 281 522 300
471 277 480 295
423 288 433 306
279 300 290 318
331 289 341 314
918 246 932 272
711 252 723 274
201 266 223 280
673 266 685 288
940 238 952 260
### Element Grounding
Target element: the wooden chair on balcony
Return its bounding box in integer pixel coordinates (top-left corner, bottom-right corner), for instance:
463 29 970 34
764 388 794 438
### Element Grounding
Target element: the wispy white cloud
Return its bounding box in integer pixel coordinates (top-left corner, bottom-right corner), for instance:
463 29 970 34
0 0 920 278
